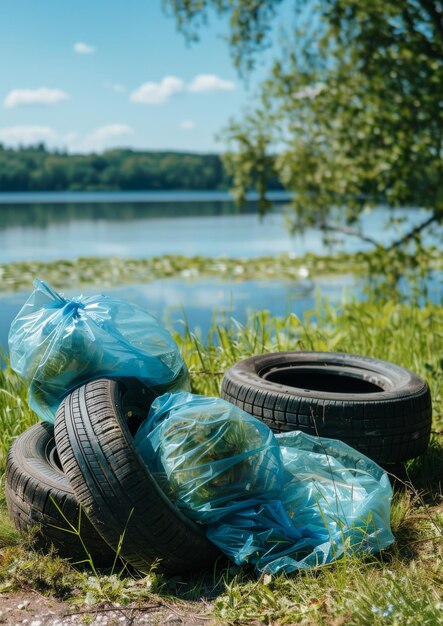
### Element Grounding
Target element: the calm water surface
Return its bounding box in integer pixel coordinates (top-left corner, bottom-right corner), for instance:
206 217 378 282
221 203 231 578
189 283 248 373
0 191 441 351
0 191 439 262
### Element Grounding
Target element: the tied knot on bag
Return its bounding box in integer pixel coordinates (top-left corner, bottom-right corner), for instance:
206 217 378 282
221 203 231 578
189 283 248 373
8 280 190 423
62 300 85 318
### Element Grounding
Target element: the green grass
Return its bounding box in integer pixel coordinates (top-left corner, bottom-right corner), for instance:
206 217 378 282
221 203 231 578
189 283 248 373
0 298 442 623
0 360 37 472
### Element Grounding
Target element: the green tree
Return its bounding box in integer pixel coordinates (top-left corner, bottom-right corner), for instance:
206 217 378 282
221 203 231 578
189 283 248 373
165 0 443 250
0 146 232 192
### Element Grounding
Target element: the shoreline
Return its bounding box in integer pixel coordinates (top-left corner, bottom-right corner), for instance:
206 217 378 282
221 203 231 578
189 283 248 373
0 189 290 205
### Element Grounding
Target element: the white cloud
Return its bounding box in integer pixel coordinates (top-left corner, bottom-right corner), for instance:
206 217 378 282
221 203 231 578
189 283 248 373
188 74 236 93
74 42 96 55
102 81 126 93
179 120 195 130
4 87 69 109
130 74 235 105
0 125 57 147
130 76 184 104
86 124 133 142
81 124 134 152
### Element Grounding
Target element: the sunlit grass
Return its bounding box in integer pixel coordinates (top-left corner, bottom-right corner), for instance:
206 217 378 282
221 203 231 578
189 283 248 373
0 297 442 622
0 358 38 473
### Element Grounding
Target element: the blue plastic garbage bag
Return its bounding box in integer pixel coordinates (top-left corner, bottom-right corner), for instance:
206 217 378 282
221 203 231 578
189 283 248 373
207 431 394 574
134 392 284 524
8 279 190 422
135 392 394 575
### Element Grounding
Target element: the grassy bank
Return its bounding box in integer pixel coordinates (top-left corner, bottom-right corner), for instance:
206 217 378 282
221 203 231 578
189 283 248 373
0 299 442 623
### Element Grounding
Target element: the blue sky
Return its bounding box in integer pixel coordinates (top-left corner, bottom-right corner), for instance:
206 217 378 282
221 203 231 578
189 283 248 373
0 0 276 154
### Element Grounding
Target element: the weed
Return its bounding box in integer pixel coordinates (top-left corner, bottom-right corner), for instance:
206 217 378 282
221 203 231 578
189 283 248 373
76 572 156 607
0 544 80 599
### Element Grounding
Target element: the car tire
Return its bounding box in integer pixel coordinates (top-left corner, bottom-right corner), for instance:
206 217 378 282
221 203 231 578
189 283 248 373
221 351 432 464
54 378 221 575
5 422 115 566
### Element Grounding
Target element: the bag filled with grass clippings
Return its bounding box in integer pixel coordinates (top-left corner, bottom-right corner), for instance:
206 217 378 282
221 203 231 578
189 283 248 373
135 392 394 575
8 279 189 422
135 391 284 524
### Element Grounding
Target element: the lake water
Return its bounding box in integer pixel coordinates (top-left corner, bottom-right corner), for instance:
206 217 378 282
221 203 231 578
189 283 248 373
0 191 441 351
0 191 439 262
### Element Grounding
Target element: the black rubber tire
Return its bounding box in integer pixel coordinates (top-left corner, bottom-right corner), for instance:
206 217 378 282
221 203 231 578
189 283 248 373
54 378 221 575
5 422 115 566
221 351 432 464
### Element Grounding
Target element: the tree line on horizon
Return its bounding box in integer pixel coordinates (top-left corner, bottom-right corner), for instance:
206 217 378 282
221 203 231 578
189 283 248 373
0 145 279 192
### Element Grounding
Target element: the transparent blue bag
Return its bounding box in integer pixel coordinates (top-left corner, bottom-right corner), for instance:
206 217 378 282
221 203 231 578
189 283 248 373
135 392 284 524
207 431 394 574
8 280 189 422
135 392 394 575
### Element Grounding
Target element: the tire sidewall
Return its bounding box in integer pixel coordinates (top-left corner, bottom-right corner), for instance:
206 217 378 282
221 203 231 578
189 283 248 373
225 351 428 402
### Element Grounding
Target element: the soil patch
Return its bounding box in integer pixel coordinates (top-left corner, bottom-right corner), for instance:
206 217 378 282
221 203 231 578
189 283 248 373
0 592 213 625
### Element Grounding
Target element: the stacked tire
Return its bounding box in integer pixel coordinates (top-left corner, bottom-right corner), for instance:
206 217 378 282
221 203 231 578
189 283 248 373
5 421 115 566
6 351 432 572
6 378 220 574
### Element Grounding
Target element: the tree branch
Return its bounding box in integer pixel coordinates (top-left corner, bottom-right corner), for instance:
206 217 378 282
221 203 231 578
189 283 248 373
386 212 440 250
320 223 381 248
321 211 440 252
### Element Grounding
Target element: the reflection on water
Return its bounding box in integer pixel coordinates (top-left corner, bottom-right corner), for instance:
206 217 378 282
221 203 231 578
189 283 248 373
0 193 293 262
0 194 271 230
0 191 440 264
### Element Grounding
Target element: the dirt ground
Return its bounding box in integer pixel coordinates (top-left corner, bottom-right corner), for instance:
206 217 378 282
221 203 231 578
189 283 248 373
0 592 214 626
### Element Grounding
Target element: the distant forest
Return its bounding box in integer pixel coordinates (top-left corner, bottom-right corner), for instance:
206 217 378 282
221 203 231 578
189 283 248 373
0 145 238 192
